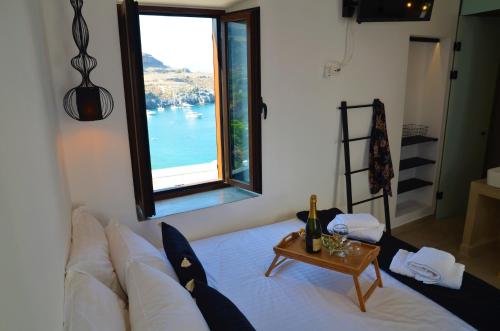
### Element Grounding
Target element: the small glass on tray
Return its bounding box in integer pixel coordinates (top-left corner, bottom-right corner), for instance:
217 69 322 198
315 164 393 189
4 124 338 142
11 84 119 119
322 225 365 257
347 240 362 256
322 224 349 257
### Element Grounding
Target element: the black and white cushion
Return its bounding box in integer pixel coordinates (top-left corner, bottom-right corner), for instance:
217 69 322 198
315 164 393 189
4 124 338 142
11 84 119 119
186 279 255 331
161 223 207 287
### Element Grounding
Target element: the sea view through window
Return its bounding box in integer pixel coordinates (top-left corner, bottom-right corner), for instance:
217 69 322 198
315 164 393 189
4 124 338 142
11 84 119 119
139 15 219 191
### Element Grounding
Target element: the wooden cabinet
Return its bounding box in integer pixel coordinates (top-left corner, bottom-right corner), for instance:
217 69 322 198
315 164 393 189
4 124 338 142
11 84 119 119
460 179 500 257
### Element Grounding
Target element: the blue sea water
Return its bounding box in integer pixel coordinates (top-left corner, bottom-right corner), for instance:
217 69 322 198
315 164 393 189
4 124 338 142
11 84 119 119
146 104 217 170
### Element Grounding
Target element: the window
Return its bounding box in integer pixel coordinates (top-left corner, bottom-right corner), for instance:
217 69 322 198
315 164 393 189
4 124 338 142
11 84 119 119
140 15 220 192
117 1 263 219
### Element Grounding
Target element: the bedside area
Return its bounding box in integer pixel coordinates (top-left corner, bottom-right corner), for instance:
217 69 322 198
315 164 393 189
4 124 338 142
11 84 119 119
460 179 500 258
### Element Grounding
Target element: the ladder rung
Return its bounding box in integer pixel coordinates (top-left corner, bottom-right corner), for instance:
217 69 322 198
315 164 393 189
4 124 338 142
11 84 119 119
346 167 369 175
352 195 383 206
342 136 371 143
338 103 374 110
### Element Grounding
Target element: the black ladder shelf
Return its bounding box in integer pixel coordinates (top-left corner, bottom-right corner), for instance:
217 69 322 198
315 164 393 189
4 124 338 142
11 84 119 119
339 100 392 236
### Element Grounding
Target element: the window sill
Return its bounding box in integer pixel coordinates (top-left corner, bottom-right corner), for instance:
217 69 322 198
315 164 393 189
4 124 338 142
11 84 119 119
150 186 259 219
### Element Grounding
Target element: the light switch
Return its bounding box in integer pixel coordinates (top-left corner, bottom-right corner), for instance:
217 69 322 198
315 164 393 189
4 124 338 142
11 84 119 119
323 61 341 78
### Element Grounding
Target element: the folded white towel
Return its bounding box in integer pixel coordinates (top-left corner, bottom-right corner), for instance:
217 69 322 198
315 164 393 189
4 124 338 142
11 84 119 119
440 263 465 290
390 248 465 289
347 223 385 243
327 213 380 232
389 249 416 278
414 263 465 289
406 247 456 283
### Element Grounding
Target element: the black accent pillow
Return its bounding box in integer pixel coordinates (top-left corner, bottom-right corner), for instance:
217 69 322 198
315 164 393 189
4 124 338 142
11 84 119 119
296 207 343 235
189 280 255 331
161 223 207 287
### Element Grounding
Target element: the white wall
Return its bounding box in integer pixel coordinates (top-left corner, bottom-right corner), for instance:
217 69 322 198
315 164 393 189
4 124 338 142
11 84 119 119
229 0 259 11
403 42 450 139
42 0 459 244
0 1 72 330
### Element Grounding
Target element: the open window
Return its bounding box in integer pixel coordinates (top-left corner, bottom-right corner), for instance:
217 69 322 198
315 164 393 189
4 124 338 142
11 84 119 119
117 0 263 219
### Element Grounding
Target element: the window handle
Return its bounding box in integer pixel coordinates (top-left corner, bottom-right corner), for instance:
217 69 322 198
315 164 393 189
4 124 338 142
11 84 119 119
261 97 268 119
136 205 145 221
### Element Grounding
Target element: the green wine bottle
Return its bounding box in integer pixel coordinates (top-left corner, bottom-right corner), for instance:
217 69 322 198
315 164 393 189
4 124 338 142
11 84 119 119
305 195 322 253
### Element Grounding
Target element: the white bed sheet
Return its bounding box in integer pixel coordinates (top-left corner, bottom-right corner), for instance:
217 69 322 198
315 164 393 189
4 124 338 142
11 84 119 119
190 219 474 331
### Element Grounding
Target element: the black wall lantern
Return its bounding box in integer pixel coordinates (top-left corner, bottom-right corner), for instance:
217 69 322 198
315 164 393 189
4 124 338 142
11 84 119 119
63 0 113 121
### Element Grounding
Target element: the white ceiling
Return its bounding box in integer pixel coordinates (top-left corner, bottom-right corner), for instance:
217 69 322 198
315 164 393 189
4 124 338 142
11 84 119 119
138 0 242 9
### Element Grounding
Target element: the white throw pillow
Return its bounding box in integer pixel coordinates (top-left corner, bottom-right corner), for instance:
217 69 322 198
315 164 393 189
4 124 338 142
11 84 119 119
126 262 209 331
105 220 178 292
64 270 129 331
67 207 125 299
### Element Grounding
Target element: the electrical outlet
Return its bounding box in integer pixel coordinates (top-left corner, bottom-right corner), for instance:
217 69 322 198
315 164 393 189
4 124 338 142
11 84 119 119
323 61 341 78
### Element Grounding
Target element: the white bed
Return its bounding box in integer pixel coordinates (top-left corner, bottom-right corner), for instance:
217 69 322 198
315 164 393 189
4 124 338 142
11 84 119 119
190 219 474 331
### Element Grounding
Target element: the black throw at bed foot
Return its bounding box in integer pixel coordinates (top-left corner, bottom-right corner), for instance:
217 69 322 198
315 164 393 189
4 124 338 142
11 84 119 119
375 233 500 331
297 208 500 330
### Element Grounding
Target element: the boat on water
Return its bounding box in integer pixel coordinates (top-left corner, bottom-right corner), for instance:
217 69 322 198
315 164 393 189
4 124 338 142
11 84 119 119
157 106 165 112
170 105 179 110
181 102 193 108
146 109 157 116
185 111 202 119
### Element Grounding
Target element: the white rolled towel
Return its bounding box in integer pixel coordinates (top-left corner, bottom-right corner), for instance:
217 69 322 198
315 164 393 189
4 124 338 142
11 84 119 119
414 263 465 290
389 249 416 278
390 248 465 289
327 213 380 232
405 247 456 283
439 263 465 290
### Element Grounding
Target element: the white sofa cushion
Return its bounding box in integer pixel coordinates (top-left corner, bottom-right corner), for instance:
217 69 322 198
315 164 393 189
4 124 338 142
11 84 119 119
105 220 178 292
126 262 209 331
66 207 124 299
64 270 129 331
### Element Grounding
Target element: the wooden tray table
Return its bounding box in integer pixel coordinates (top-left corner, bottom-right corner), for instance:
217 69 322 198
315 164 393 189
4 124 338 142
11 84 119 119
265 231 383 312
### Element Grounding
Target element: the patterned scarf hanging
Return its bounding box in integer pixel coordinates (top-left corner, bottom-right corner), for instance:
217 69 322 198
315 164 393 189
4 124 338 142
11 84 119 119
369 99 394 195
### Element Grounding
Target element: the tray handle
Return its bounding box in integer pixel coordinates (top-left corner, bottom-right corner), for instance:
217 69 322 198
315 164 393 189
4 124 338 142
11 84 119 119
277 232 299 247
360 249 377 266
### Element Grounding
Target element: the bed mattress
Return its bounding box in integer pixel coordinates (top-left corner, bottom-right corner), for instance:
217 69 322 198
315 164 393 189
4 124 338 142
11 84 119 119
190 219 474 331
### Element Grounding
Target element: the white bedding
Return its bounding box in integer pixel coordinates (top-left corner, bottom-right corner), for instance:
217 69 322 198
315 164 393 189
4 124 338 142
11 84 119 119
190 219 474 331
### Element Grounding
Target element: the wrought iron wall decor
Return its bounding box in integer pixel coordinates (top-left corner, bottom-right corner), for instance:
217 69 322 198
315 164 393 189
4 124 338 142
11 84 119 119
63 0 113 121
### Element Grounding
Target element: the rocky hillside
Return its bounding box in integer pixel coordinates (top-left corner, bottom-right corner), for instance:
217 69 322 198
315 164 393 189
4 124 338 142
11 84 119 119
142 53 169 70
142 53 214 109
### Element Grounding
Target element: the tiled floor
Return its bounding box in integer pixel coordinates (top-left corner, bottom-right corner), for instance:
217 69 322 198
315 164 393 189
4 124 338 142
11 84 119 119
393 215 500 289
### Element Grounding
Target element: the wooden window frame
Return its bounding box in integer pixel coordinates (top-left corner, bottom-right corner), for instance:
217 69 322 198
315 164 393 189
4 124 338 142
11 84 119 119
118 1 262 218
117 0 156 218
221 8 262 193
137 6 226 202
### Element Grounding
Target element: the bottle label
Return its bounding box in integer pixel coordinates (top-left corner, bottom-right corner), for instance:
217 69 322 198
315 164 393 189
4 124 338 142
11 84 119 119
312 238 321 252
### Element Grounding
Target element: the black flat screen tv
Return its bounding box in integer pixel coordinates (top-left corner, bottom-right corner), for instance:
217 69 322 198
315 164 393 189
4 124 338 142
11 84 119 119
355 0 434 23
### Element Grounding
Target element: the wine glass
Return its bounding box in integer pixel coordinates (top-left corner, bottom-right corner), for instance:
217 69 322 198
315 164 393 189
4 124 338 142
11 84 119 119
348 240 362 256
332 224 349 257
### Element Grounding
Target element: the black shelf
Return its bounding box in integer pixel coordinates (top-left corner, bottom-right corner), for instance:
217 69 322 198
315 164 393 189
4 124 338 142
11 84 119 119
398 178 433 194
399 157 435 171
402 135 438 146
